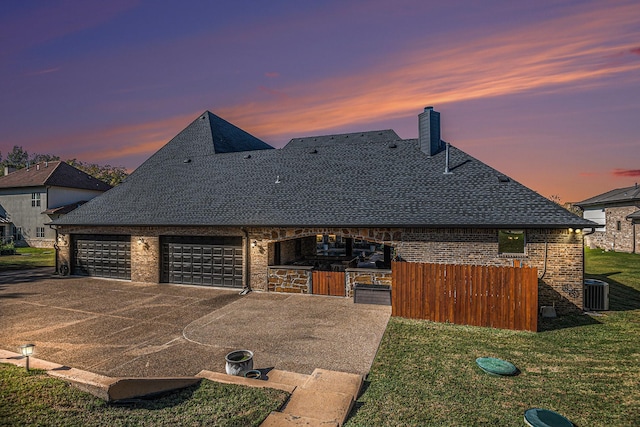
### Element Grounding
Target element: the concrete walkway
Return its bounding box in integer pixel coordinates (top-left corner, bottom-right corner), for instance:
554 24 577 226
1 348 360 426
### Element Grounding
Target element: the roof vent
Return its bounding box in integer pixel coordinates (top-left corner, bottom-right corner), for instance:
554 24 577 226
444 143 453 175
183 158 191 163
310 148 318 154
388 143 397 149
244 154 252 159
275 175 281 184
498 175 510 183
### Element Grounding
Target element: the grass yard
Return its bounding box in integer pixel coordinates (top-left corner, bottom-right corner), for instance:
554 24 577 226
0 364 288 427
0 247 55 271
346 248 640 426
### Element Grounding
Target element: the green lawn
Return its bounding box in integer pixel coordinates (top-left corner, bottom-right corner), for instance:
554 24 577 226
345 248 640 426
0 364 288 427
0 247 55 271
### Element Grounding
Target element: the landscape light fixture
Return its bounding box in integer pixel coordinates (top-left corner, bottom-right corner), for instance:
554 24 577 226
19 344 35 372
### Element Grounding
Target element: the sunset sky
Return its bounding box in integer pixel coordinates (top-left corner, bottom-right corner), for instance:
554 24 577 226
1 0 638 203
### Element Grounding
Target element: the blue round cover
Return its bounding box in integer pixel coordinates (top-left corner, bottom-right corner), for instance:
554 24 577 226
475 357 518 376
524 408 574 427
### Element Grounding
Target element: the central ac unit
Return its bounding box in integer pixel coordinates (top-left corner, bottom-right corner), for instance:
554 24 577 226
584 279 609 311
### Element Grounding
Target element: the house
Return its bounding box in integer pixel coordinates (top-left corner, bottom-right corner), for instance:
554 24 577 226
575 184 640 253
0 161 111 248
52 107 595 313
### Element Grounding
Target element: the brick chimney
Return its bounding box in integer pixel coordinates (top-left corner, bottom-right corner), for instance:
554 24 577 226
419 106 444 156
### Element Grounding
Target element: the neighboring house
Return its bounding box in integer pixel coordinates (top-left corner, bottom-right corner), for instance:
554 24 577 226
575 184 640 253
0 161 111 248
52 108 595 313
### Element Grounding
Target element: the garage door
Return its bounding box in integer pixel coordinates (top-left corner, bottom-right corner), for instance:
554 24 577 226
72 234 131 280
161 236 243 288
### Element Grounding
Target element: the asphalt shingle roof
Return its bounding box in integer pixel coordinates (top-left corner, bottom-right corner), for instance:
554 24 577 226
575 184 640 207
54 111 595 229
0 161 111 192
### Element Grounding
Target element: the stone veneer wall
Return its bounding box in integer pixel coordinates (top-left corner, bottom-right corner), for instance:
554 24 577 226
345 268 392 297
267 266 312 293
584 206 639 254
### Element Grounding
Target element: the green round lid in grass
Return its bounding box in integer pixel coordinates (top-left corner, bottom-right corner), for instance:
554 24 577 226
475 357 518 376
524 408 574 427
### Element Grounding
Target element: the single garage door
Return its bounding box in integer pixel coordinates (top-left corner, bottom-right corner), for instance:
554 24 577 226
72 234 131 279
161 236 243 288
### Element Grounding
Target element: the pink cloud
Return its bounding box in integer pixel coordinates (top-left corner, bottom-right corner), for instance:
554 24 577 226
612 169 640 177
265 72 280 78
214 2 640 140
631 47 640 55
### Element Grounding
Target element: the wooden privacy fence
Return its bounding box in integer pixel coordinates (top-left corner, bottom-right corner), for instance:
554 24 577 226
312 271 346 296
391 262 538 331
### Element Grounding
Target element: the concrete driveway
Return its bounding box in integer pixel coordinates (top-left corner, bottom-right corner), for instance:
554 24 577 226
0 269 390 377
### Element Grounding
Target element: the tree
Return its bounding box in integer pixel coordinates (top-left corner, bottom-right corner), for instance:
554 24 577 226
1 145 128 186
548 194 582 217
31 153 60 163
0 146 59 169
65 159 128 186
3 146 29 168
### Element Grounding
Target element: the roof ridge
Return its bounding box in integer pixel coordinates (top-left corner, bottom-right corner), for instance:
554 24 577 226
42 161 64 185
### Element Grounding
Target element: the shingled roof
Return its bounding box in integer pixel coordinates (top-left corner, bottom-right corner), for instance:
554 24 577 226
0 161 111 191
54 110 595 229
575 184 640 207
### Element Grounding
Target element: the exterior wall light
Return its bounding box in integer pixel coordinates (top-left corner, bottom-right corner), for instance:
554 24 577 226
251 241 257 248
19 344 35 371
137 238 149 250
568 228 574 233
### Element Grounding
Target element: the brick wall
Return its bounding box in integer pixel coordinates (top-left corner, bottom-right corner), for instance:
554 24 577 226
249 226 584 313
57 224 585 313
584 206 639 253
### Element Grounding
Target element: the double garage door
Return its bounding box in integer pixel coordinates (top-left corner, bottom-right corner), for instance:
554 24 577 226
72 234 131 280
161 236 243 288
72 234 243 288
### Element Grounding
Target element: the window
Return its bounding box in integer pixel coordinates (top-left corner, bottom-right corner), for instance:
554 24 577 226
31 192 41 207
616 221 621 231
37 227 45 238
13 226 22 241
498 230 525 255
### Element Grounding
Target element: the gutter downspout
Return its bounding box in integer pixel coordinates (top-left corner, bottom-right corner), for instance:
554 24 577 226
539 229 549 280
48 224 59 274
579 227 597 311
240 228 251 295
